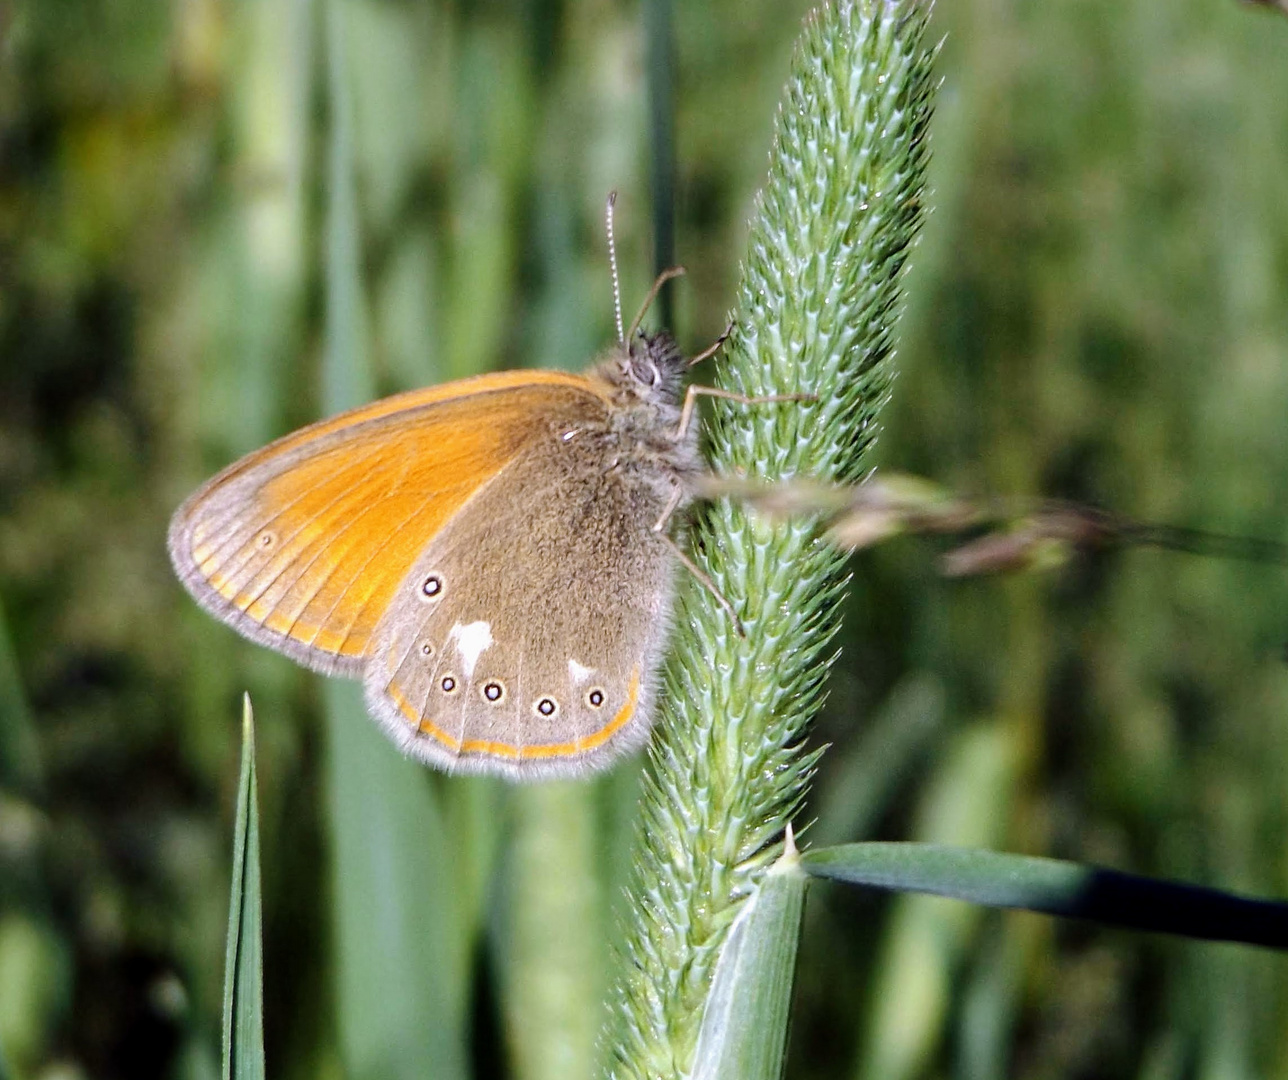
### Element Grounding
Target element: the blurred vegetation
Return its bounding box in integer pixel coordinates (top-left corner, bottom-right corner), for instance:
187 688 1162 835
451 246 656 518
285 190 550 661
2 0 1287 1078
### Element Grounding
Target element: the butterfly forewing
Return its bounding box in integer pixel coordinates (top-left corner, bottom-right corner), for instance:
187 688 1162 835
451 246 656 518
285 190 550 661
168 372 605 675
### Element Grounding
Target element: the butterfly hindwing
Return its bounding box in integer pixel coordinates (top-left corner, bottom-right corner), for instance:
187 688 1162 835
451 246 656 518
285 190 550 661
365 428 677 778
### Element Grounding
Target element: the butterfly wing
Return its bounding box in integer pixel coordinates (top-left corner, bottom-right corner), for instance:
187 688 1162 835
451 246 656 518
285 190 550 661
168 371 606 676
364 427 678 778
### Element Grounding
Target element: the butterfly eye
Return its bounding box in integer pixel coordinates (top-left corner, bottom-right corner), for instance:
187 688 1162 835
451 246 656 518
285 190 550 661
421 575 443 599
586 688 605 709
534 696 558 718
440 675 458 694
481 681 505 703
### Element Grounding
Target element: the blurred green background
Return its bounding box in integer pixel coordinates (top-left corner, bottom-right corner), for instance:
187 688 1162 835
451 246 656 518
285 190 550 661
4 0 1288 1077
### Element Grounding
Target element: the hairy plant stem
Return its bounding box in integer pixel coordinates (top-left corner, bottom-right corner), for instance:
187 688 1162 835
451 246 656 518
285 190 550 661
604 3 937 1075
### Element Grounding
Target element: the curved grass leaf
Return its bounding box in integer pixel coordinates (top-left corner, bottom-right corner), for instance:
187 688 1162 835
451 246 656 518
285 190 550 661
692 834 808 1080
223 695 265 1080
802 843 1288 949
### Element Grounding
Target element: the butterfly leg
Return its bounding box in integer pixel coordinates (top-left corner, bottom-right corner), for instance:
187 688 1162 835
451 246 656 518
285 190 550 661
686 321 734 369
651 483 686 534
672 385 815 444
656 531 746 639
653 478 745 635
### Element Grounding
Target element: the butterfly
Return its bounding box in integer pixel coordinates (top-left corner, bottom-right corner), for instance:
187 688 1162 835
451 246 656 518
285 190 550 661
168 198 798 778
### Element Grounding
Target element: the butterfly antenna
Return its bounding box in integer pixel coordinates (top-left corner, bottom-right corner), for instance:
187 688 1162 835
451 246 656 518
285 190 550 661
606 192 625 349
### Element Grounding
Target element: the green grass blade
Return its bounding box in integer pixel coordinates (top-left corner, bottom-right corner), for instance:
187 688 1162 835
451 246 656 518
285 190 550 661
810 674 944 848
644 0 677 328
801 843 1288 949
320 4 471 1076
223 695 265 1080
322 0 373 416
955 918 1029 1080
325 685 468 1080
504 782 605 1080
852 721 1018 1080
439 22 533 382
691 837 808 1080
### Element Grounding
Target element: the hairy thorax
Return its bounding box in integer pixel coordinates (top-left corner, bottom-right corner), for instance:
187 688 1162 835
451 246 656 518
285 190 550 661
583 333 703 507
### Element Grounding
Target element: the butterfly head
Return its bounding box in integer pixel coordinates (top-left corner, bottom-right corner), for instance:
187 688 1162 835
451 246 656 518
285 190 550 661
616 329 687 407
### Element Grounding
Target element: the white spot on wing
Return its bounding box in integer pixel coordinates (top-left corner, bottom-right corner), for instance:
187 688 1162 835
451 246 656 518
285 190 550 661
450 621 493 678
568 659 594 685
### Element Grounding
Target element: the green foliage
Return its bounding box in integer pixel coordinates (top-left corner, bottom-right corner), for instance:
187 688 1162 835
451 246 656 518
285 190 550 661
323 686 473 1080
5 0 1288 1077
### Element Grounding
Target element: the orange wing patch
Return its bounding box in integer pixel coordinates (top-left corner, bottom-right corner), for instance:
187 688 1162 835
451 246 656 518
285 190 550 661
170 375 606 668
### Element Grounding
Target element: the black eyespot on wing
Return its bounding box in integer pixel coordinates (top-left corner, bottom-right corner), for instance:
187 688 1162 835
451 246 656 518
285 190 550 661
482 680 505 703
419 641 435 658
440 675 457 693
586 688 605 708
421 574 443 599
535 696 558 717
